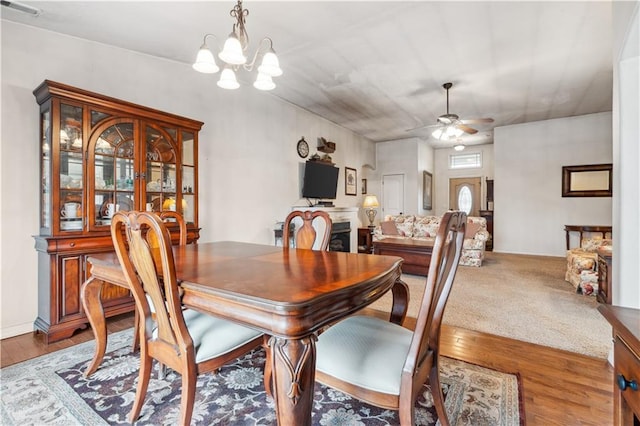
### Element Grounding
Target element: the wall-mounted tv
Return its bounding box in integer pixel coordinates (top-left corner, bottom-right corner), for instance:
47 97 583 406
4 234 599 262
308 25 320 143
302 161 339 200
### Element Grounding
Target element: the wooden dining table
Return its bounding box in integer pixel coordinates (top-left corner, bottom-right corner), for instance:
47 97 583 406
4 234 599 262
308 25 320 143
81 241 406 425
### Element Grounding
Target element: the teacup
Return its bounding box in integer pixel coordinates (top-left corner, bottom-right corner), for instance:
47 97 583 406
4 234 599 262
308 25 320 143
61 202 80 218
106 203 120 218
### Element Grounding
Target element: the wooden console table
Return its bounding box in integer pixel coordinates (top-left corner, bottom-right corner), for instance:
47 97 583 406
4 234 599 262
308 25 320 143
564 225 612 250
373 238 433 276
598 305 640 425
357 227 373 253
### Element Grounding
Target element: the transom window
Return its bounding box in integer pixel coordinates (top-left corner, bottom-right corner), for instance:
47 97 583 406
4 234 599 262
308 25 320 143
449 152 482 169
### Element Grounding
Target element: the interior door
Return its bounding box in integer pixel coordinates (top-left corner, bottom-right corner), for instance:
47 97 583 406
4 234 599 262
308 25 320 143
449 177 481 217
382 174 404 217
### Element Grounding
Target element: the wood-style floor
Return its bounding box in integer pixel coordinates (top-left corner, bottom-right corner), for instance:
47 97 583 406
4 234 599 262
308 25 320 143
0 311 613 425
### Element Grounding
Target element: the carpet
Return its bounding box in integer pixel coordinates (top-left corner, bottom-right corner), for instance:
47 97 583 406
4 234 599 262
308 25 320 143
368 252 612 359
0 328 522 425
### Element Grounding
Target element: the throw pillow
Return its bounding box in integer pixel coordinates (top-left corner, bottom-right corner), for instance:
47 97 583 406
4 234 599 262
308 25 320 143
380 220 400 236
465 221 481 239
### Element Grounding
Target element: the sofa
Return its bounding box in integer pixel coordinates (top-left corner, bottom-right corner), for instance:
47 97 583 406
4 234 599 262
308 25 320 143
565 236 612 296
372 214 490 267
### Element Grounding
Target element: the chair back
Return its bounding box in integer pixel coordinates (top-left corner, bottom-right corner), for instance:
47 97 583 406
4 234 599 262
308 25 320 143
159 211 188 245
111 211 194 369
404 211 466 390
283 210 332 250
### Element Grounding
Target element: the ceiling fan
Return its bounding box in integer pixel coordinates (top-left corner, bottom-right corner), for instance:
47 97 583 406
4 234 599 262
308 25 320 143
408 82 493 140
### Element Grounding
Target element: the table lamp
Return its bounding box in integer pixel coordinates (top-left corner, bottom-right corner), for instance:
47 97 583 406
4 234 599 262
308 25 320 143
362 195 380 227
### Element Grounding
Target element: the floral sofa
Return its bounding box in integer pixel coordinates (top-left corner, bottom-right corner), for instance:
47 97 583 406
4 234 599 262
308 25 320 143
565 237 612 296
372 214 490 267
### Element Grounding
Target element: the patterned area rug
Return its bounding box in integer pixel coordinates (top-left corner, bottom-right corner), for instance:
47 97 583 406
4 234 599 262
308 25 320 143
0 329 522 425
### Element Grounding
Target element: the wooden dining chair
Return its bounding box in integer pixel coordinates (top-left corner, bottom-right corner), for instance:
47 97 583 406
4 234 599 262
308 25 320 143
283 210 332 250
314 211 467 426
132 210 189 351
111 211 263 425
159 210 188 245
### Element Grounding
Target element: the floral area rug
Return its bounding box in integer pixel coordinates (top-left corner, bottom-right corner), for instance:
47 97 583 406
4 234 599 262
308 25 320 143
1 329 522 425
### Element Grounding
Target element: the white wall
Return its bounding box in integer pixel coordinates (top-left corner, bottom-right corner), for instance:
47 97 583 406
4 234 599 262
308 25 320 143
612 1 640 308
371 138 435 219
0 22 375 337
433 144 494 217
494 112 613 257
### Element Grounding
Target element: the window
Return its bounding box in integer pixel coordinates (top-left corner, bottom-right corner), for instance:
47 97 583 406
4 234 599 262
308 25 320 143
458 185 473 214
449 152 482 169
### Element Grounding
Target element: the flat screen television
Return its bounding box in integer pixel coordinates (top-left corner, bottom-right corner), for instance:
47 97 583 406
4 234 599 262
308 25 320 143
302 161 339 200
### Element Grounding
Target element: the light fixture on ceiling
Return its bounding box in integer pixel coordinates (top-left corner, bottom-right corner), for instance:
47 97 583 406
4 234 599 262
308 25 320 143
1 0 41 16
432 125 464 141
453 142 465 151
192 0 282 91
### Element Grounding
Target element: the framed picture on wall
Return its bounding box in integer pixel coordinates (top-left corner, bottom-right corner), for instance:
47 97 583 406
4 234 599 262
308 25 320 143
345 167 357 196
423 171 433 210
361 178 367 194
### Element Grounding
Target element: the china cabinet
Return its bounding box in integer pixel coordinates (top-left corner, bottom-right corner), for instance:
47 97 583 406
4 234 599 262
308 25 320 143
33 80 203 343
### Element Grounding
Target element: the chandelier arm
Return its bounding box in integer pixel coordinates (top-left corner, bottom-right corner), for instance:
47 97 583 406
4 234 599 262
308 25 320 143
242 37 274 71
202 33 221 50
230 0 250 50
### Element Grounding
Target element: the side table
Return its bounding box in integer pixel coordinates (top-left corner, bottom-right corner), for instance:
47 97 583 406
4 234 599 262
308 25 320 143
357 227 374 254
597 247 613 304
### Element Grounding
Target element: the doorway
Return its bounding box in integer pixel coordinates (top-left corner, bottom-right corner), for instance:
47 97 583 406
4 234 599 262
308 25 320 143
449 177 481 217
382 174 404 217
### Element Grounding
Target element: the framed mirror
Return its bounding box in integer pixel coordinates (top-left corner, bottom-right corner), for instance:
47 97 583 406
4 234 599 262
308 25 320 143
562 163 612 197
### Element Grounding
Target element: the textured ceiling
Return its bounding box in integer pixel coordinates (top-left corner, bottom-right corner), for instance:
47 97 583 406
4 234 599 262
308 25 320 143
2 1 614 147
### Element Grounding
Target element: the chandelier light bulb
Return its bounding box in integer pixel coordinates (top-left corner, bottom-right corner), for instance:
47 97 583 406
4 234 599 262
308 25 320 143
219 34 247 65
253 72 276 91
217 67 240 89
192 44 220 74
258 50 283 77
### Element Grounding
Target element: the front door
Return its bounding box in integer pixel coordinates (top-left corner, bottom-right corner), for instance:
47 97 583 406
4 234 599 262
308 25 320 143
382 174 404 217
449 177 481 217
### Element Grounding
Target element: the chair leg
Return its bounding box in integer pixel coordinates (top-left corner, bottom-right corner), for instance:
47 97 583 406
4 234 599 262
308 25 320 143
132 309 140 352
179 367 198 426
430 361 449 426
129 352 152 423
398 394 416 426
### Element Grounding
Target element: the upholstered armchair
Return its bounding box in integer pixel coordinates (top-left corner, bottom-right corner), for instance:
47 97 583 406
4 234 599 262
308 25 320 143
565 229 612 295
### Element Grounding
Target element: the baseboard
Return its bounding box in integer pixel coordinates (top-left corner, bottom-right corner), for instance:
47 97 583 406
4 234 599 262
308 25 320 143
0 322 34 340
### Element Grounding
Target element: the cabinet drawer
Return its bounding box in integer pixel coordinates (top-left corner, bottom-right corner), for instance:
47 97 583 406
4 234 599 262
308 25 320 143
614 337 640 417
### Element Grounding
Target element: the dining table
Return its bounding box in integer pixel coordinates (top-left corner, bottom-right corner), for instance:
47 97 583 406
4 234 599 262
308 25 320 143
81 241 406 425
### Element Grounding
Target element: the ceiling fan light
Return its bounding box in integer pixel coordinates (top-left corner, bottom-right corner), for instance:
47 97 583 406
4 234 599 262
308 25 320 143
454 143 465 151
217 67 240 90
219 34 246 65
192 44 220 74
432 128 445 140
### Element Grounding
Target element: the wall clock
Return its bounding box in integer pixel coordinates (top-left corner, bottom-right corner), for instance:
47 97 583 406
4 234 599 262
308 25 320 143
297 137 309 158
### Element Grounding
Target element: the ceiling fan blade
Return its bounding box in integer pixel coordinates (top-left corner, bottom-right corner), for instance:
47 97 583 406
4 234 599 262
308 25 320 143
456 124 478 135
461 117 494 124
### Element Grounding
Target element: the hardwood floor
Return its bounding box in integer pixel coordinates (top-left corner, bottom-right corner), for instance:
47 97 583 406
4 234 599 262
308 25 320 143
1 311 613 425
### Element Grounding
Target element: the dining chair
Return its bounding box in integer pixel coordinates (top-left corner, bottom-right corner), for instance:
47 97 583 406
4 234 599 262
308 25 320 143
132 210 189 351
111 211 263 425
283 210 332 250
314 210 467 426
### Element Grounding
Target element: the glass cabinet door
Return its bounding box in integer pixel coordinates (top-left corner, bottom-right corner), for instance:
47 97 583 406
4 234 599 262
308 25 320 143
40 107 51 231
181 131 196 224
92 121 135 228
144 125 178 214
59 103 84 232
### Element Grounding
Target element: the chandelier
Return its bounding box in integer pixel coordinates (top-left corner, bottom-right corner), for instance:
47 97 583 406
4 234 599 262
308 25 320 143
192 0 282 91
